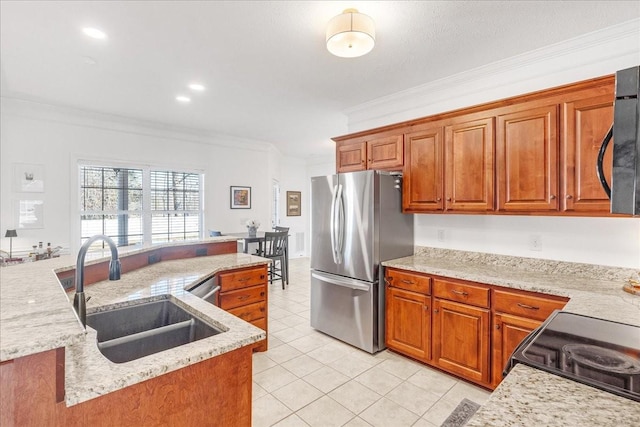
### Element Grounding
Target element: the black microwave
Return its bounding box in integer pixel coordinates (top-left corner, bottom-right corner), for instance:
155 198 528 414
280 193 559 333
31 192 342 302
597 66 640 215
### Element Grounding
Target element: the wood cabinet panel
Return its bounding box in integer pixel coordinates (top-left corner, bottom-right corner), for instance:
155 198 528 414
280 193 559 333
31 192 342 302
227 300 267 323
219 285 266 310
562 94 614 212
492 288 567 321
219 267 267 292
434 298 490 385
367 135 403 170
497 104 559 211
491 313 542 387
336 141 367 172
386 286 431 362
445 117 495 211
403 127 444 211
433 278 490 308
385 268 431 294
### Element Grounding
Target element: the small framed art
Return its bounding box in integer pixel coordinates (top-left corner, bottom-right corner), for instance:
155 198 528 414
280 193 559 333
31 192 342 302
286 191 301 216
230 186 251 209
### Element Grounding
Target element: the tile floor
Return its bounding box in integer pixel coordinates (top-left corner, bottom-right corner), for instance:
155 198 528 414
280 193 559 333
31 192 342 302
252 258 490 427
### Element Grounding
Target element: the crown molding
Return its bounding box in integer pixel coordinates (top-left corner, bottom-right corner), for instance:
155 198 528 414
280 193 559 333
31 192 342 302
0 96 273 153
346 18 640 132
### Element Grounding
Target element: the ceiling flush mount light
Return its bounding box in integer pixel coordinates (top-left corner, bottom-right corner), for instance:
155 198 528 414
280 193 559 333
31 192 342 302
176 95 191 103
82 27 107 40
188 83 206 92
326 8 375 58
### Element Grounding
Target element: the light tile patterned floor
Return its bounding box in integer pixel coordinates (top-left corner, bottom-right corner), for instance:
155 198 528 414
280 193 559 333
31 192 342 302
252 258 490 427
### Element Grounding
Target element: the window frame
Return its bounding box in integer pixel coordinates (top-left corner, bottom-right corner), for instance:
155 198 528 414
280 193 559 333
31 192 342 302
77 161 204 249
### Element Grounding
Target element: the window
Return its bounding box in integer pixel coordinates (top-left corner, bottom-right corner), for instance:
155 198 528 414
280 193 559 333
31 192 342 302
79 164 203 247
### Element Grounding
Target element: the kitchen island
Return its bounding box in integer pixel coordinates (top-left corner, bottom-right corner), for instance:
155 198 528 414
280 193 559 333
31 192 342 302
383 247 640 425
0 237 269 426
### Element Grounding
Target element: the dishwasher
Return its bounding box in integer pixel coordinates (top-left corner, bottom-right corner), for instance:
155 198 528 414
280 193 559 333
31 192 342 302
186 276 220 306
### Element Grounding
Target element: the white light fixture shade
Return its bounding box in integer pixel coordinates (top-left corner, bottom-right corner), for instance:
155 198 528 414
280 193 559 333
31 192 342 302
82 27 107 40
326 8 375 58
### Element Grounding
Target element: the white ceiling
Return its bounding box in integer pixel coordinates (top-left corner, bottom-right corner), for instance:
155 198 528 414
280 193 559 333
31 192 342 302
1 1 639 159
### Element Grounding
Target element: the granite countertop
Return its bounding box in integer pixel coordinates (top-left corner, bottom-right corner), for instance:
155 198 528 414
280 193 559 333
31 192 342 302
382 247 640 425
0 237 269 406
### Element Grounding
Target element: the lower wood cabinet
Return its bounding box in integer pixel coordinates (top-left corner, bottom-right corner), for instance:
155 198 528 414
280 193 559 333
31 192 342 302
385 267 568 389
433 298 491 385
386 286 432 362
218 265 269 352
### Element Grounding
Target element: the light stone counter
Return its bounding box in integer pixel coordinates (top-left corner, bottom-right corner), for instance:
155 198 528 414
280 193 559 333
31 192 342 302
0 237 269 406
382 247 640 426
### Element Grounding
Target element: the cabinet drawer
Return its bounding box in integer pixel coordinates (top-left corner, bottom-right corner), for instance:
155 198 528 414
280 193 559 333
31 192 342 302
251 317 267 331
433 279 489 308
493 289 567 321
220 285 266 310
227 301 266 323
386 269 431 295
218 267 267 292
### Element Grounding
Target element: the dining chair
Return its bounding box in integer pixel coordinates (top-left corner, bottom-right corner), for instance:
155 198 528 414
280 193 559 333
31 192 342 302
259 231 288 289
274 226 290 285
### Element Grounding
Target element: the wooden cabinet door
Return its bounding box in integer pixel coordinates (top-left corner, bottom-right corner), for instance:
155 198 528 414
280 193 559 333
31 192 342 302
562 94 614 213
491 313 541 387
386 286 431 361
433 298 490 385
403 127 444 211
337 141 367 172
496 105 559 211
367 135 403 170
444 117 495 211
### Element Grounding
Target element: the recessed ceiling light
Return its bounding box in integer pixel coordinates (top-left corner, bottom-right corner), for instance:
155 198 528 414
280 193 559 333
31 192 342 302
188 83 206 92
82 27 107 40
176 95 191 103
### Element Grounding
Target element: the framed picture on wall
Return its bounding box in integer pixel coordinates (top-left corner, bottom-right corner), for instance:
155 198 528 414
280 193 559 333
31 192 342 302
286 191 301 216
230 186 251 209
15 199 44 229
14 163 44 192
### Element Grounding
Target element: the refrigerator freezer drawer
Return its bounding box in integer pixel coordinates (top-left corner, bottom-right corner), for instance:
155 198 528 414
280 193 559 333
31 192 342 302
310 270 382 353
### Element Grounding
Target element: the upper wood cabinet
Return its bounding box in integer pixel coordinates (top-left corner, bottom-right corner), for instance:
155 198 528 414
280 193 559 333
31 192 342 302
336 141 367 172
496 104 559 211
403 127 444 211
335 134 403 172
562 94 614 213
334 74 622 217
445 117 495 211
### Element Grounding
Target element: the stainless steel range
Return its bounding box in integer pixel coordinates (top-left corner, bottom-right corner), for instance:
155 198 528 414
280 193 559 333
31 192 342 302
507 311 640 402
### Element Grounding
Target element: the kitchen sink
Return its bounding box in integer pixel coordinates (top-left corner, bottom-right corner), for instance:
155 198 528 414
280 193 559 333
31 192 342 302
86 296 223 363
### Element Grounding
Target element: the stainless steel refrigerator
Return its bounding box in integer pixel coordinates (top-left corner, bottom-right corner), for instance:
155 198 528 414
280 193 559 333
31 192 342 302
310 170 414 353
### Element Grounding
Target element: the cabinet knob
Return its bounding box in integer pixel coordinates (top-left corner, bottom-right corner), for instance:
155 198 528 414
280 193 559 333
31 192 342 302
434 309 439 314
260 292 265 297
495 324 501 330
550 194 556 200
566 195 573 199
436 197 441 201
425 306 429 311
446 197 452 202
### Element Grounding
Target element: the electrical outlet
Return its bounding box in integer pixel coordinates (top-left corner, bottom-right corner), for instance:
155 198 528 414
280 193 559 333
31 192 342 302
529 234 542 251
437 229 445 242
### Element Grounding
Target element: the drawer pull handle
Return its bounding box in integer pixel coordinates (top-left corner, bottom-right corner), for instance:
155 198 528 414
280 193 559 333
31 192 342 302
238 277 250 282
260 307 265 312
260 275 265 279
239 295 250 301
451 289 468 296
260 292 265 297
401 279 415 285
517 303 540 310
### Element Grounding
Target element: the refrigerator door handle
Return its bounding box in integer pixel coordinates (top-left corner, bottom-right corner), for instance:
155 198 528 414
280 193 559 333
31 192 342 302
311 271 371 291
336 184 344 264
330 184 339 263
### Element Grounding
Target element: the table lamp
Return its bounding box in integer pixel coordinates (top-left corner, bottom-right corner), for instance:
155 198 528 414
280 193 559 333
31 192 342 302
5 229 17 258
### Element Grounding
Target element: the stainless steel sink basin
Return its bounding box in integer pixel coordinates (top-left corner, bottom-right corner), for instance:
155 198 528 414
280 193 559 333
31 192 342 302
86 296 223 363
